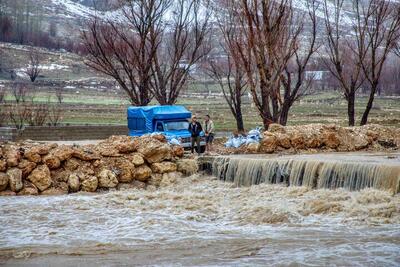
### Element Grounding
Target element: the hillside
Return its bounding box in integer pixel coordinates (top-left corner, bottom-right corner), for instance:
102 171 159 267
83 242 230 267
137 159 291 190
0 0 354 42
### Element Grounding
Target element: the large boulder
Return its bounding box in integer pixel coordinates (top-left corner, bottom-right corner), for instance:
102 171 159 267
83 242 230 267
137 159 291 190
137 137 172 163
246 143 260 153
112 158 135 183
5 145 21 167
72 148 101 161
27 165 52 192
0 172 9 191
290 132 306 149
64 158 81 171
18 160 37 178
81 176 98 192
43 154 61 169
0 159 6 172
322 131 340 149
306 134 322 149
152 134 167 142
276 134 292 149
98 169 118 188
259 134 278 153
176 159 198 176
352 134 370 150
133 164 152 182
64 158 94 176
67 173 80 192
171 145 184 158
95 144 120 157
94 136 138 155
23 144 55 164
268 123 286 133
33 144 54 155
52 145 74 161
41 182 68 195
125 153 145 166
17 181 38 196
7 168 23 192
24 150 41 163
51 169 71 183
151 162 177 174
115 138 139 153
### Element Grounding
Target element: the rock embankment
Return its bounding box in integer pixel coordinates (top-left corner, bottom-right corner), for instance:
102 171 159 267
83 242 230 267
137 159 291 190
246 124 400 154
0 135 198 196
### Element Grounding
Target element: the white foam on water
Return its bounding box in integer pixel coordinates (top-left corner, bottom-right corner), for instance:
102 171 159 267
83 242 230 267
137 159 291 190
0 174 399 266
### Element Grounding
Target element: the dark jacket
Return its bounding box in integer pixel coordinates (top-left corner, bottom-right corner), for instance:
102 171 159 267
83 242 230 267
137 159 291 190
188 121 202 137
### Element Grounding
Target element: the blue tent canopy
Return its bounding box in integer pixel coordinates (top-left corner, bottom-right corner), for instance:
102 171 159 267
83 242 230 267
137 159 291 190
127 105 192 133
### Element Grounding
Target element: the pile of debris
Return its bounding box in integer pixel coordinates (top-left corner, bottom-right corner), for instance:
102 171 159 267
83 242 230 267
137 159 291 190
0 135 198 196
225 127 263 148
254 124 400 154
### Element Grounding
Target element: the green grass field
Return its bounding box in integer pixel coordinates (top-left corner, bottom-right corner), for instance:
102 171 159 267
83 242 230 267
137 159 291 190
2 89 398 131
1 43 399 131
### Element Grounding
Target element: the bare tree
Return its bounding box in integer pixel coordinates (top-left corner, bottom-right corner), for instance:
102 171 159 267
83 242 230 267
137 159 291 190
0 109 6 126
48 104 62 126
25 48 41 82
0 86 5 103
7 103 31 129
207 1 247 132
12 82 28 103
323 0 365 126
26 103 49 126
355 0 400 125
394 41 400 58
0 45 3 74
380 57 400 95
232 0 313 129
279 0 319 125
82 0 170 106
55 87 64 103
0 86 6 126
150 0 210 105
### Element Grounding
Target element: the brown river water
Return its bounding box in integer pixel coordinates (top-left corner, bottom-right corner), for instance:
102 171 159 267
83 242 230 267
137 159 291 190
1 152 400 266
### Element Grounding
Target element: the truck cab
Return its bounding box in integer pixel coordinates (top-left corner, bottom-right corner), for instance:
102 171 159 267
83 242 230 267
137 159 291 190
127 105 206 152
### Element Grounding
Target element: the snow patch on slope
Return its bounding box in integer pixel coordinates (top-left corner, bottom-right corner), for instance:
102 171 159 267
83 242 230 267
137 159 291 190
50 0 123 21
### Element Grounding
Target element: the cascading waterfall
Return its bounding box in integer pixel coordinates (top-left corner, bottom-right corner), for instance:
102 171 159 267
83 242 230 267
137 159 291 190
212 154 400 193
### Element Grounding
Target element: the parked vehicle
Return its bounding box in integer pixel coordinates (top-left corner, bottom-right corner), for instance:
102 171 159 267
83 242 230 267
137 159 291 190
127 105 206 152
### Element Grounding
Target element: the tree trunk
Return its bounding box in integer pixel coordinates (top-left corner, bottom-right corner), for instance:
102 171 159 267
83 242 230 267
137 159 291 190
235 108 245 133
279 102 290 126
360 86 376 125
347 90 355 126
263 117 271 130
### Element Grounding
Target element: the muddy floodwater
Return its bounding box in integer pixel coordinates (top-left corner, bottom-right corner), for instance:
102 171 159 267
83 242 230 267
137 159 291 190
1 173 400 266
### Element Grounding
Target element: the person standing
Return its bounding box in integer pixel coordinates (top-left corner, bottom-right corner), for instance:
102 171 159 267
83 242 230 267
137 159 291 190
188 115 202 154
204 115 215 152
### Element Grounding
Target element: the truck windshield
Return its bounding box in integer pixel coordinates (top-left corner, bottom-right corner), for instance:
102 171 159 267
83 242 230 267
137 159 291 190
164 121 189 131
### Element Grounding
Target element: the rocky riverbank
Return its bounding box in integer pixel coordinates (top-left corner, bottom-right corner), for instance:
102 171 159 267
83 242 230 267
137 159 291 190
0 135 198 196
224 124 400 154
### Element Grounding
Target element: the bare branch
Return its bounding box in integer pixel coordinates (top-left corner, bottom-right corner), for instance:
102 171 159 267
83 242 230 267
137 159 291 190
81 0 171 106
25 48 41 82
150 0 211 105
